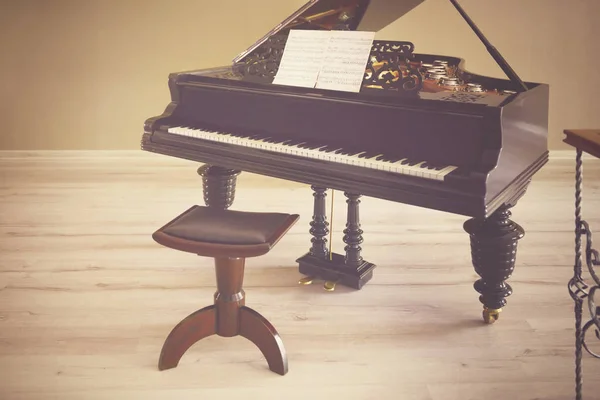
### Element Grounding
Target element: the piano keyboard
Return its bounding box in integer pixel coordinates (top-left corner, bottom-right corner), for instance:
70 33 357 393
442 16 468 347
167 126 458 181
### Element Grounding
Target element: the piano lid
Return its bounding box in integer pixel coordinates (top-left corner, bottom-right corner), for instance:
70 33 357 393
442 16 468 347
232 0 425 64
231 0 529 91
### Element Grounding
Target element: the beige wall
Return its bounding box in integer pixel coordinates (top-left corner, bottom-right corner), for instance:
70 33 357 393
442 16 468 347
1 0 598 150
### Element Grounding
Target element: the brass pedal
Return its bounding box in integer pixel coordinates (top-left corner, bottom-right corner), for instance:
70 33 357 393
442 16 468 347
298 276 315 285
323 281 337 291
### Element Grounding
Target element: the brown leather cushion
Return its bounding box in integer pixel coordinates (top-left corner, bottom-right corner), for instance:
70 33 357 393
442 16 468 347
160 205 296 245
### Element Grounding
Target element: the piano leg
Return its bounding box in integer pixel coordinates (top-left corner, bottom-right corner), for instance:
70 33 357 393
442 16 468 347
297 188 376 291
297 186 329 286
308 186 330 259
197 165 241 209
463 203 525 324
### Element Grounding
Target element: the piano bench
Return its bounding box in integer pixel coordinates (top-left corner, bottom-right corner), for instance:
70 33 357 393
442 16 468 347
151 205 299 376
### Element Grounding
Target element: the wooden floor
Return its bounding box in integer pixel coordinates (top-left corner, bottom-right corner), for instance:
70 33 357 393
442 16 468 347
1 150 599 400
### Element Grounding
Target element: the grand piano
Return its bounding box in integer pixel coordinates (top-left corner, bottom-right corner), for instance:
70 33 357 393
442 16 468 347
141 0 550 324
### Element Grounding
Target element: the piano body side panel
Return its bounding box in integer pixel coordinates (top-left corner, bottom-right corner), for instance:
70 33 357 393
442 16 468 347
142 69 221 145
174 83 489 168
141 74 186 149
484 83 550 213
169 74 182 103
141 72 188 144
143 102 179 134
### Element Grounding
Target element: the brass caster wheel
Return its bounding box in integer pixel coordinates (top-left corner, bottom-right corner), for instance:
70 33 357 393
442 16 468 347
323 281 337 291
482 307 502 324
298 276 315 285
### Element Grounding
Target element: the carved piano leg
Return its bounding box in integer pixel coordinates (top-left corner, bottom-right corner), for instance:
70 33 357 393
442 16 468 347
309 186 330 258
297 189 376 291
332 192 376 290
298 186 329 286
343 193 364 266
463 204 525 324
197 165 241 209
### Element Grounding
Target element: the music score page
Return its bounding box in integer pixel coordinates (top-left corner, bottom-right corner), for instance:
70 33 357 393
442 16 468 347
272 30 375 93
272 30 331 89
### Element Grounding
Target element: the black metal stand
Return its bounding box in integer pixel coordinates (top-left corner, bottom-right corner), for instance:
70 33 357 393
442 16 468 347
567 149 599 400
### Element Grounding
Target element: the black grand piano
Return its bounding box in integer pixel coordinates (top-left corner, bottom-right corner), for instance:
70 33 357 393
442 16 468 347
142 0 549 324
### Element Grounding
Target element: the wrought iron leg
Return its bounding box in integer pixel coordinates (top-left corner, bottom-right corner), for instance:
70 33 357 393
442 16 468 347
197 165 241 209
463 204 525 324
567 149 600 400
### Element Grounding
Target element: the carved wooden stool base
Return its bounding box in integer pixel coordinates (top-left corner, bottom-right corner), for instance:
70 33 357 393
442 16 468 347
158 305 288 375
158 257 288 376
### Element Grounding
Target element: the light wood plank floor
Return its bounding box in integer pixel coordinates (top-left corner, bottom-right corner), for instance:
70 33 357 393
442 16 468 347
1 150 599 400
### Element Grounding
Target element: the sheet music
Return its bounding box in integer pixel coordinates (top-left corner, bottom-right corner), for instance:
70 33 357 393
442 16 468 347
315 31 375 93
272 30 331 88
272 29 375 93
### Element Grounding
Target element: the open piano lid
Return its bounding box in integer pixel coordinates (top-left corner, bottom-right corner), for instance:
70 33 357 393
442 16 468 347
231 0 528 91
233 0 425 64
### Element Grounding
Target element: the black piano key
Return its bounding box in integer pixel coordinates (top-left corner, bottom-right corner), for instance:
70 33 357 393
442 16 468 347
421 162 444 171
224 131 244 137
348 151 366 156
385 157 403 163
318 145 338 152
248 134 268 140
358 152 378 159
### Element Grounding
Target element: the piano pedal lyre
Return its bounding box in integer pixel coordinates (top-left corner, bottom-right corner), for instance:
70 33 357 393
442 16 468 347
298 189 341 291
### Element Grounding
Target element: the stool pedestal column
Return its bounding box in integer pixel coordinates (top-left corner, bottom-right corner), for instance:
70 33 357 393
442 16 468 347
214 257 245 336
